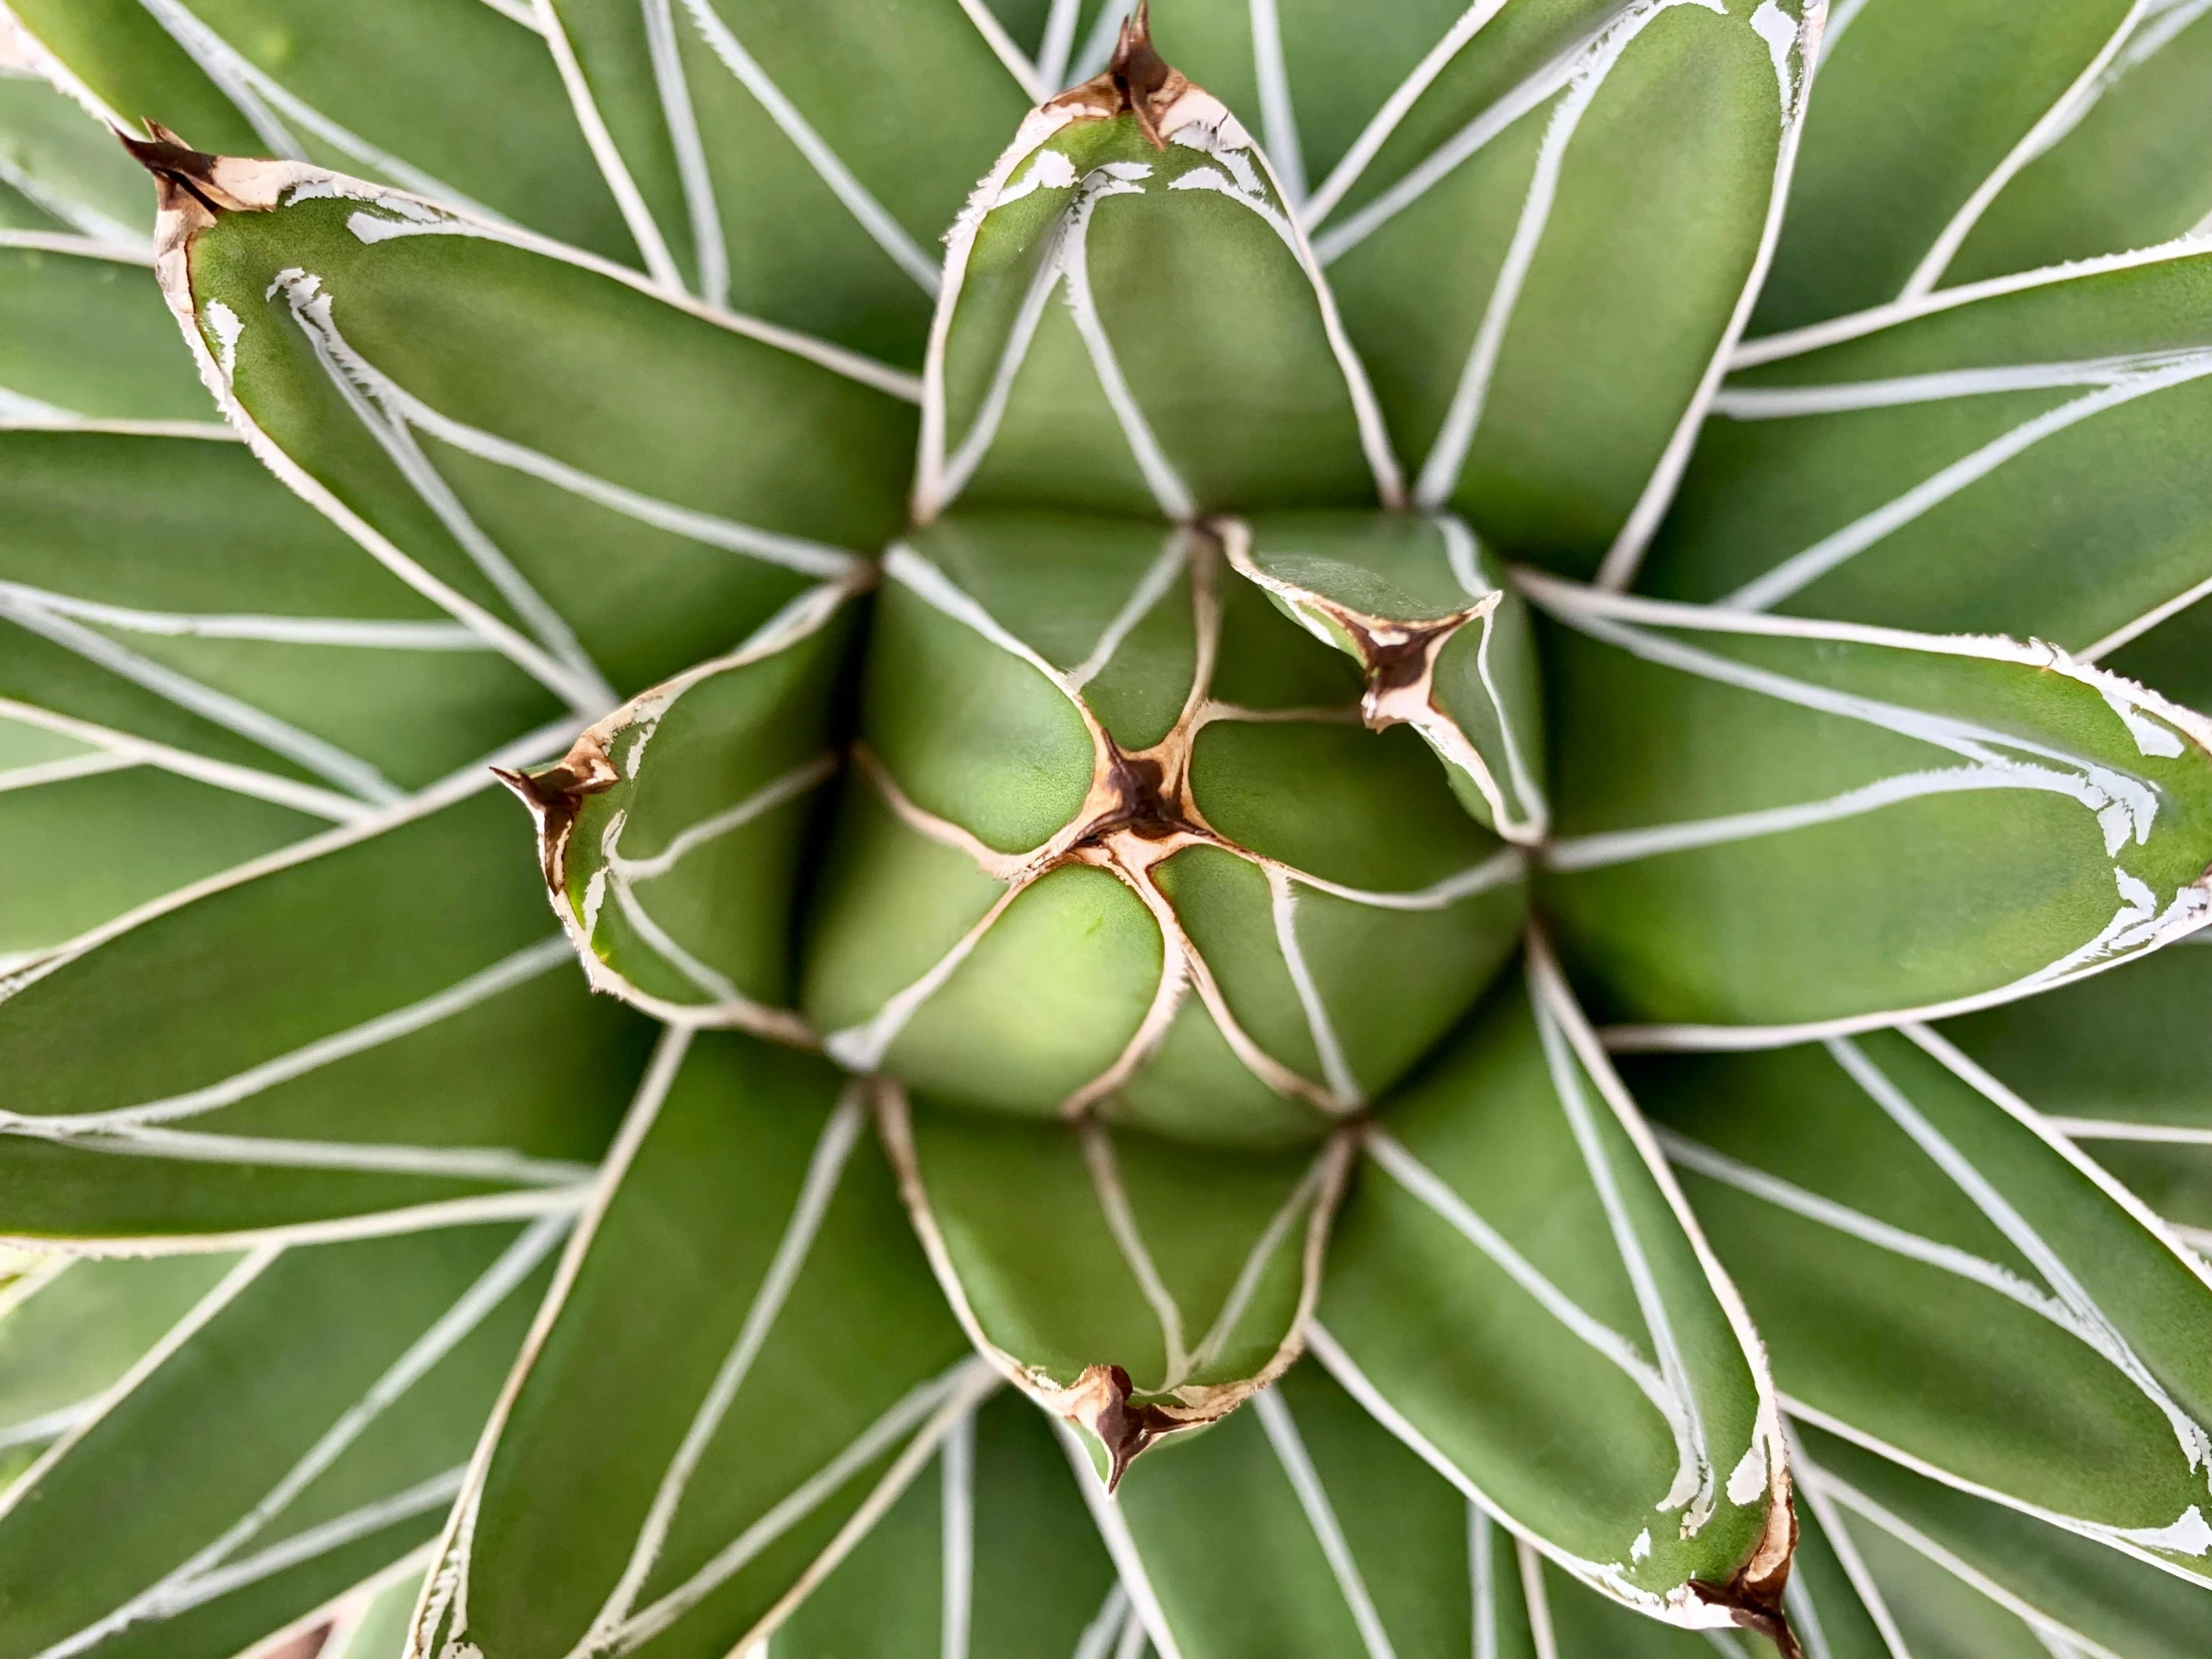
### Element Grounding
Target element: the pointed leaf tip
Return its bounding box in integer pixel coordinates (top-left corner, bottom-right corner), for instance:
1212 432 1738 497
493 736 619 889
1068 1362 1184 1489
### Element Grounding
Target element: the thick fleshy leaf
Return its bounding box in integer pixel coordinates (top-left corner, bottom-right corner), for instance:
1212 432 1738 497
916 57 1401 522
140 148 915 716
0 238 210 419
0 784 652 1246
1634 1023 2212 1581
0 1252 236 1485
500 581 855 1037
0 1218 559 1659
1795 1419 2212 1659
1224 510 1546 841
541 0 1034 363
1100 1363 1542 1659
800 514 1523 1148
1750 0 2142 332
1939 935 2212 1243
0 65 152 247
9 0 638 262
879 1085 1350 1474
1946 4 2212 287
414 1030 985 1659
763 1389 1119 1658
1300 0 1815 581
1314 947 1791 1633
1526 578 2212 1040
1636 246 2212 661
325 1571 424 1659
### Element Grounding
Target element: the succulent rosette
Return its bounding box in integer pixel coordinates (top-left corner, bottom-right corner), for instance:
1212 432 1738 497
3 3 2212 1659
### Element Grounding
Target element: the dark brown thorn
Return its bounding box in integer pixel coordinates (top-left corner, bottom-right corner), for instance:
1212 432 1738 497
118 123 228 218
491 733 619 889
1111 2 1174 147
1688 1490 1801 1659
1088 1365 1181 1490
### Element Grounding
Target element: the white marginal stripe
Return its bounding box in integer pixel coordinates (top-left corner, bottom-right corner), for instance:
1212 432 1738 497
1413 2 1712 510
0 586 488 649
578 1091 866 1650
1246 0 1308 205
532 0 687 289
1304 0 1514 229
610 753 837 881
1253 1387 1398 1658
1787 1445 1918 1659
0 750 140 795
1530 975 1711 1521
1718 351 2212 612
1364 1129 1682 1420
1057 167 1199 519
1067 531 1190 690
1311 9 1600 263
1268 867 1363 1105
270 271 616 710
32 1219 566 1659
0 1400 93 1452
1834 1033 2212 1477
675 0 941 291
1518 1539 1559 1659
1035 0 1085 93
1184 1150 1329 1377
641 0 731 309
1081 1122 1191 1389
12 937 573 1132
1539 766 2090 872
1898 0 2151 302
1731 237 2212 370
1469 1504 1498 1659
955 0 1050 102
1071 1584 1134 1659
605 870 752 1005
0 587 403 805
1656 1127 2080 1330
1710 348 2212 417
1055 1420 1187 1659
941 1405 975 1659
1804 1464 2130 1659
610 1360 998 1654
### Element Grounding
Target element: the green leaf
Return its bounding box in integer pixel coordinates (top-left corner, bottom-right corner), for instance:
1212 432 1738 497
0 1217 559 1659
500 580 856 1037
1632 1023 2212 1582
1938 936 2212 1243
151 153 915 714
799 514 1522 1148
764 1389 1120 1659
1142 0 1489 202
1945 4 2212 288
1314 947 1792 1630
878 1087 1350 1474
1525 578 2212 1038
1102 1363 1536 1659
414 1029 984 1659
1224 510 1547 841
918 80 1400 521
1750 0 2140 333
541 0 1035 363
1635 246 2212 661
0 785 652 1246
9 0 640 263
1794 1419 2212 1659
1770 1477 1905 1659
1303 0 1816 580
324 1570 424 1659
0 240 211 420
0 71 153 246
0 1253 237 1485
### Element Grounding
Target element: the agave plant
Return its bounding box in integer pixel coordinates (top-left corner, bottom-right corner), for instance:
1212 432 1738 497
5 0 2212 1656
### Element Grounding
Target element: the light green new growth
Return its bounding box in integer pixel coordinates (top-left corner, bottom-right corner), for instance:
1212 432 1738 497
1 1 2211 1657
